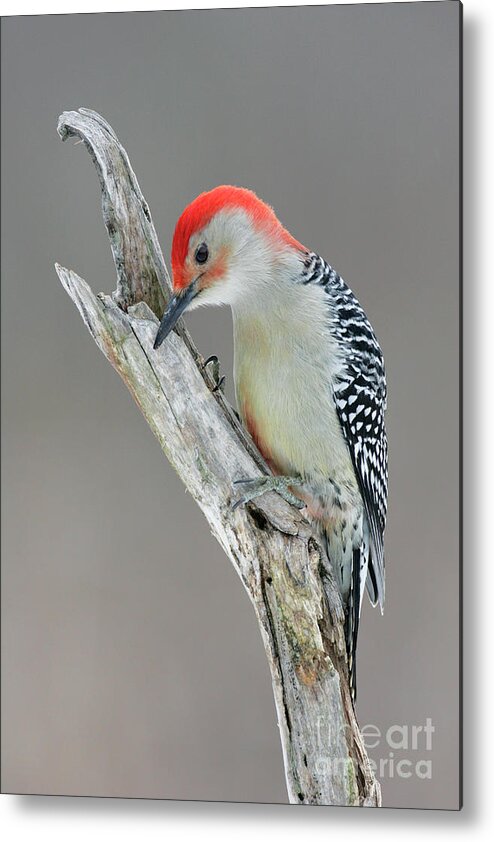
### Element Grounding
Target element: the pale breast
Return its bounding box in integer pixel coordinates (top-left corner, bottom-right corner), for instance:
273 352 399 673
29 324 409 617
233 305 358 494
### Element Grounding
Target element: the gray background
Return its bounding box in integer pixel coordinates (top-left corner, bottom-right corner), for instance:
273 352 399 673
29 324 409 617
1 4 460 809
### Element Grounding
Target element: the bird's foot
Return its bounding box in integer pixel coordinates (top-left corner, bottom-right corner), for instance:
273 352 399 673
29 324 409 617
203 354 225 393
232 475 305 511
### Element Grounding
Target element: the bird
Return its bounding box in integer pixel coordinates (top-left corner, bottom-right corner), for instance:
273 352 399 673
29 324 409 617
154 185 388 701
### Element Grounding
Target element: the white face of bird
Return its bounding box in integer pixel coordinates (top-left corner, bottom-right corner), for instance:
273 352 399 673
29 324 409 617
181 208 300 312
183 209 260 309
153 187 306 349
154 215 297 347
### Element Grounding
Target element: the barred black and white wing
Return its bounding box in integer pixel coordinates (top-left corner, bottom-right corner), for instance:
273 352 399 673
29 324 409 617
301 253 388 696
335 372 387 605
304 253 387 604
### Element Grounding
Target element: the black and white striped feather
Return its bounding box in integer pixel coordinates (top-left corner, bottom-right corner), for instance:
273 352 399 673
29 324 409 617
301 252 388 697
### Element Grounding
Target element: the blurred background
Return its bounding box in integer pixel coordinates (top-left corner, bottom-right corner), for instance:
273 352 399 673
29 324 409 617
1 4 460 808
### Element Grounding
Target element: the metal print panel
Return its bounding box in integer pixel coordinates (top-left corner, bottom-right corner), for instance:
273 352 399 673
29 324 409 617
1 2 462 809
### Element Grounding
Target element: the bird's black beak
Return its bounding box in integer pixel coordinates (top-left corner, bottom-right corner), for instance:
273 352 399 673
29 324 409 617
153 281 199 350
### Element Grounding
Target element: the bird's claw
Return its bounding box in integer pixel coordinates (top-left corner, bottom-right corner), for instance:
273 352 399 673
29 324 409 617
203 355 225 393
212 375 226 393
203 354 220 381
232 475 305 511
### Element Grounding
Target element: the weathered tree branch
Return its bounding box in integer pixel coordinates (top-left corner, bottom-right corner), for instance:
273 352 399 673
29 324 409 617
56 108 380 807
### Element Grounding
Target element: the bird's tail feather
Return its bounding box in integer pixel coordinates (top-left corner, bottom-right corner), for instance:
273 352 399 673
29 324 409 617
321 528 362 704
345 547 362 703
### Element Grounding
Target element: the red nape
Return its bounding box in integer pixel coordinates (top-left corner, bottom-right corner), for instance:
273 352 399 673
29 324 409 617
171 185 305 289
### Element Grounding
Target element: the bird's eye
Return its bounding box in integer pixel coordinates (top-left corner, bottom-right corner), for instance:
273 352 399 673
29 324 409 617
194 243 209 265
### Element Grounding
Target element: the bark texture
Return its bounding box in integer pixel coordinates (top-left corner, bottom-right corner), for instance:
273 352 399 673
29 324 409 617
56 108 380 807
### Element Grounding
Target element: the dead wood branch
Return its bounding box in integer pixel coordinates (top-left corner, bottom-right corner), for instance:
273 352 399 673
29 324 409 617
56 107 380 807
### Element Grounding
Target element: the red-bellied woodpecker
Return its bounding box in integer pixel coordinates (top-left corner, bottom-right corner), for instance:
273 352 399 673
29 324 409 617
154 185 388 700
